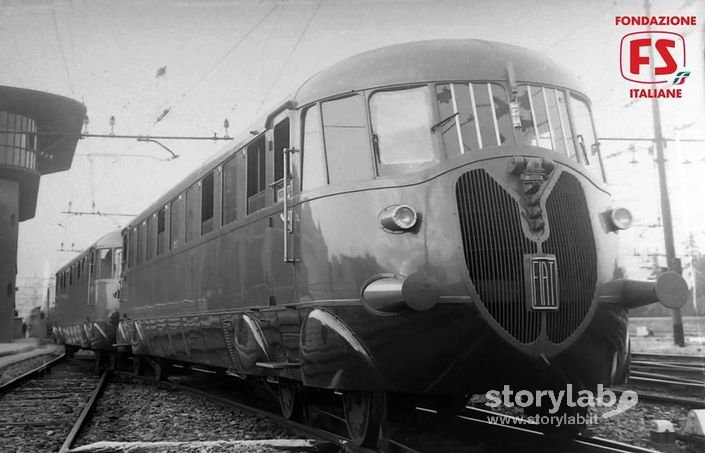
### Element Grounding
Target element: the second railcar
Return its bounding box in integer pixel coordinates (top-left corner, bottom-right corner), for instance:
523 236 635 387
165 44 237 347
53 230 122 351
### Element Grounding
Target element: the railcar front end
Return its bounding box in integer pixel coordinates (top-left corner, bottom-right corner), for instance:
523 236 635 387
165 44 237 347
53 230 123 352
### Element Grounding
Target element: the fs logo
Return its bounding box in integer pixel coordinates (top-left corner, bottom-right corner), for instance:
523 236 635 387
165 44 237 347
620 31 686 84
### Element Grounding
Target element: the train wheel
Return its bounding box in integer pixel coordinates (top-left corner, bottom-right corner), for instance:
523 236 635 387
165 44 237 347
132 356 145 376
94 351 106 374
435 394 469 417
342 391 383 447
278 380 306 421
108 352 120 371
151 359 169 381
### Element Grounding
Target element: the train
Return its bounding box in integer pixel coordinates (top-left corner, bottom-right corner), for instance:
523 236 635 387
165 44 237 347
53 39 688 446
53 230 122 361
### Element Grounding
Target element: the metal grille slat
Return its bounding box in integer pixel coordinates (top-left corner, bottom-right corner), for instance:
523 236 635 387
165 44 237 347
456 170 541 343
543 173 597 343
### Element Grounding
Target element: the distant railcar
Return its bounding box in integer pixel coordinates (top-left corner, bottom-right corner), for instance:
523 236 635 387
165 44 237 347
108 40 686 445
53 230 122 352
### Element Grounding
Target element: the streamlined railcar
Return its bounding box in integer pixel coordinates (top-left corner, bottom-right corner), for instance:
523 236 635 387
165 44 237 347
53 230 122 353
114 40 687 445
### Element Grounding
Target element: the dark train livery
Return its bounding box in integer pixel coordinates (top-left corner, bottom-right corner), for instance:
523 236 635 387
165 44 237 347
53 230 122 352
55 40 687 445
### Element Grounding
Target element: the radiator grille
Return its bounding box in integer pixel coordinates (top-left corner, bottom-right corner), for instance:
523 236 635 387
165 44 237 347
542 172 597 343
456 170 541 343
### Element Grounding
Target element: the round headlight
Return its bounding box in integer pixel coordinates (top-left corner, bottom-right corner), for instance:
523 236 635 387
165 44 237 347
379 205 418 232
610 207 633 230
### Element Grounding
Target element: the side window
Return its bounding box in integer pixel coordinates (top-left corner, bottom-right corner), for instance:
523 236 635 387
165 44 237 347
128 229 136 267
569 93 600 175
157 207 167 255
246 136 266 213
146 214 156 260
186 184 200 242
321 95 373 183
370 87 436 174
201 173 215 234
301 105 327 191
98 249 113 279
121 232 128 271
222 156 238 224
170 194 185 249
272 118 290 202
138 221 148 264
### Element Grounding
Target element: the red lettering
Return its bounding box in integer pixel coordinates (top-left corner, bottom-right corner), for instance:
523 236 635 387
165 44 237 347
629 38 651 74
654 39 677 75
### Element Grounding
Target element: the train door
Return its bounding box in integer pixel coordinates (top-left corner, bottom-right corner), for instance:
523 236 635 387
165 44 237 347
270 113 296 305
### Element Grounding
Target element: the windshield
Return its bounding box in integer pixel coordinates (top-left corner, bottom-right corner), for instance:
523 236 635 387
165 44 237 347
308 83 602 185
433 82 602 177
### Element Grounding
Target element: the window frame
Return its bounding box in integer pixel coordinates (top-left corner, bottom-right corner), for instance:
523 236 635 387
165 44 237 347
368 84 439 176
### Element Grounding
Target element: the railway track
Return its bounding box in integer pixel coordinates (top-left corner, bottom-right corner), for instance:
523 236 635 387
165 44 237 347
625 352 705 406
112 368 372 453
0 355 108 453
453 405 664 453
114 363 665 453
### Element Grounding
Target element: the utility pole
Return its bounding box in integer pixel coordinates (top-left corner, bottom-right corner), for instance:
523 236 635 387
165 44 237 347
645 0 685 346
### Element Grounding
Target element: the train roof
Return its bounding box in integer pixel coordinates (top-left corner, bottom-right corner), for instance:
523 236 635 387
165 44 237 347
55 229 122 274
126 39 587 228
292 39 586 106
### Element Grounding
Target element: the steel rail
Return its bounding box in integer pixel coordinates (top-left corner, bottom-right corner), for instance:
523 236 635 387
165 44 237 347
458 406 663 453
112 370 374 453
631 353 705 365
0 353 66 394
58 370 110 453
614 388 705 408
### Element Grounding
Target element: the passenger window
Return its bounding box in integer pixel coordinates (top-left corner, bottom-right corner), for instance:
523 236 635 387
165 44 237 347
247 136 266 213
201 173 215 234
146 214 156 260
170 195 185 249
301 105 327 191
138 221 148 264
272 119 290 202
186 184 200 242
157 207 167 255
322 95 373 183
98 249 113 279
370 87 435 174
128 229 136 267
222 156 238 224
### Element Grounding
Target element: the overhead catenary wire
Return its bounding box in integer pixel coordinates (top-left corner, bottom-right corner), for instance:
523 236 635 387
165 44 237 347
51 9 75 95
256 0 323 114
166 5 280 121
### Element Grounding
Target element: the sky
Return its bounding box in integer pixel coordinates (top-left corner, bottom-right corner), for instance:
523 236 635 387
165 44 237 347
1 0 703 315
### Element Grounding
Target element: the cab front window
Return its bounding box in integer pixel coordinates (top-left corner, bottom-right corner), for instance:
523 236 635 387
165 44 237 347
370 86 436 175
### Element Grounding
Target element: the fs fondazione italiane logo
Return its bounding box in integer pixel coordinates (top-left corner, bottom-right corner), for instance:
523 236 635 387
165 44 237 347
616 15 696 99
